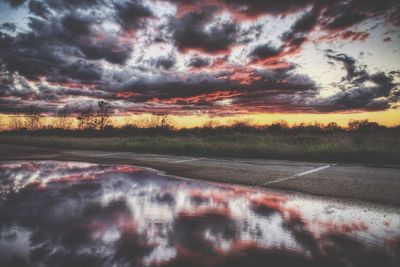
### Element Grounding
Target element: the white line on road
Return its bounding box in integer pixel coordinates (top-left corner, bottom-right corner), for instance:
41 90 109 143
263 164 337 186
89 152 129 157
169 158 206 164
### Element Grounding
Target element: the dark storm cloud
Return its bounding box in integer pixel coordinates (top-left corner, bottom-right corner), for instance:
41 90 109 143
4 0 27 8
62 13 93 36
0 9 131 83
220 0 315 17
78 38 132 65
118 75 228 101
112 66 318 113
0 27 65 80
114 0 153 30
321 50 398 111
4 0 102 10
326 52 361 80
250 43 280 60
246 7 321 63
0 22 16 32
44 0 101 11
169 0 399 26
385 5 400 26
0 1 150 78
171 6 239 54
320 0 398 30
58 60 102 82
0 97 59 113
0 74 34 99
0 0 399 116
281 7 319 43
264 0 399 56
151 56 176 70
187 56 210 68
28 0 50 19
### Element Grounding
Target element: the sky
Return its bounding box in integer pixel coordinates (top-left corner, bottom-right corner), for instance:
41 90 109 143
0 0 399 127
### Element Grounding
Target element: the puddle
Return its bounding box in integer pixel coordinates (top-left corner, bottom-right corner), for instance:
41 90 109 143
0 161 399 267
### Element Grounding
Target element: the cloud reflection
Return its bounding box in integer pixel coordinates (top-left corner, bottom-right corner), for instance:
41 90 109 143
0 161 399 267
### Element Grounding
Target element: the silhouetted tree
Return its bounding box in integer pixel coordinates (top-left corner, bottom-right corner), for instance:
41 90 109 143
24 105 43 130
146 114 173 129
97 101 112 130
348 120 381 132
231 119 254 132
268 120 289 132
325 122 341 132
54 107 73 129
77 105 96 130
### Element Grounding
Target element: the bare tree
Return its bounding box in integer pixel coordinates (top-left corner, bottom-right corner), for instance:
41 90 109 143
9 116 24 130
97 101 112 130
77 105 97 130
54 107 73 129
24 105 43 130
146 114 173 129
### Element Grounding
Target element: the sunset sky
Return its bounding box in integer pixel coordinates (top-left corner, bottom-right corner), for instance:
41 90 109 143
0 0 399 127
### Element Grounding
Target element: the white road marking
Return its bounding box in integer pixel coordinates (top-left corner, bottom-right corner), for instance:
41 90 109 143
263 164 337 186
169 158 206 164
89 152 129 157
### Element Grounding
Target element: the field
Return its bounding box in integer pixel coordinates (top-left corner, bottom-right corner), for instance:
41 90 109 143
1 131 399 164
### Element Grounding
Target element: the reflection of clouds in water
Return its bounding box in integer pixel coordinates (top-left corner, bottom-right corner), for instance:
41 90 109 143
0 162 103 198
0 161 399 267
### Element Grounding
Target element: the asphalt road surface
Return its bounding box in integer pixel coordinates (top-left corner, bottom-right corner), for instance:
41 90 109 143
0 144 399 207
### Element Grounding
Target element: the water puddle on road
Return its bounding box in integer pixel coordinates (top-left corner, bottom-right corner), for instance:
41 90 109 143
0 161 399 267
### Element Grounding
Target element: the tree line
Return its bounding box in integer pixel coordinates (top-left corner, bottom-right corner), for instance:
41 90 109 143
1 99 399 134
7 101 112 131
2 108 399 136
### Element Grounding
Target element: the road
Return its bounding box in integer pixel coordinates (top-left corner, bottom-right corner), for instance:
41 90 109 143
0 144 399 207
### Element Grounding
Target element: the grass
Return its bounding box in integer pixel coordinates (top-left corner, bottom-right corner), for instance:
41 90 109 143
1 132 399 164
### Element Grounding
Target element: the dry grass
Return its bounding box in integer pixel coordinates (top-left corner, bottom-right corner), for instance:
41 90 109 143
1 132 399 164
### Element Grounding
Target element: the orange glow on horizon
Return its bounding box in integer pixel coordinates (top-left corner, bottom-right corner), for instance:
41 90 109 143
0 109 399 130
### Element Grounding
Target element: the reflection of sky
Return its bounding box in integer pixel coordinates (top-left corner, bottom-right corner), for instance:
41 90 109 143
0 161 399 267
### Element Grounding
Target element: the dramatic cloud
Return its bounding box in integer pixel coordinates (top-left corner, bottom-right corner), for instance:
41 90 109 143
319 0 398 30
0 22 16 32
320 50 398 111
170 6 239 54
0 0 399 115
4 0 26 8
250 43 280 61
114 0 152 30
187 56 210 68
220 0 315 17
152 56 176 70
28 0 50 19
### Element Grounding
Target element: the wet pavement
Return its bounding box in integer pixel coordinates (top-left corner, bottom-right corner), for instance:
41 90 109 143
1 144 400 206
0 161 399 267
